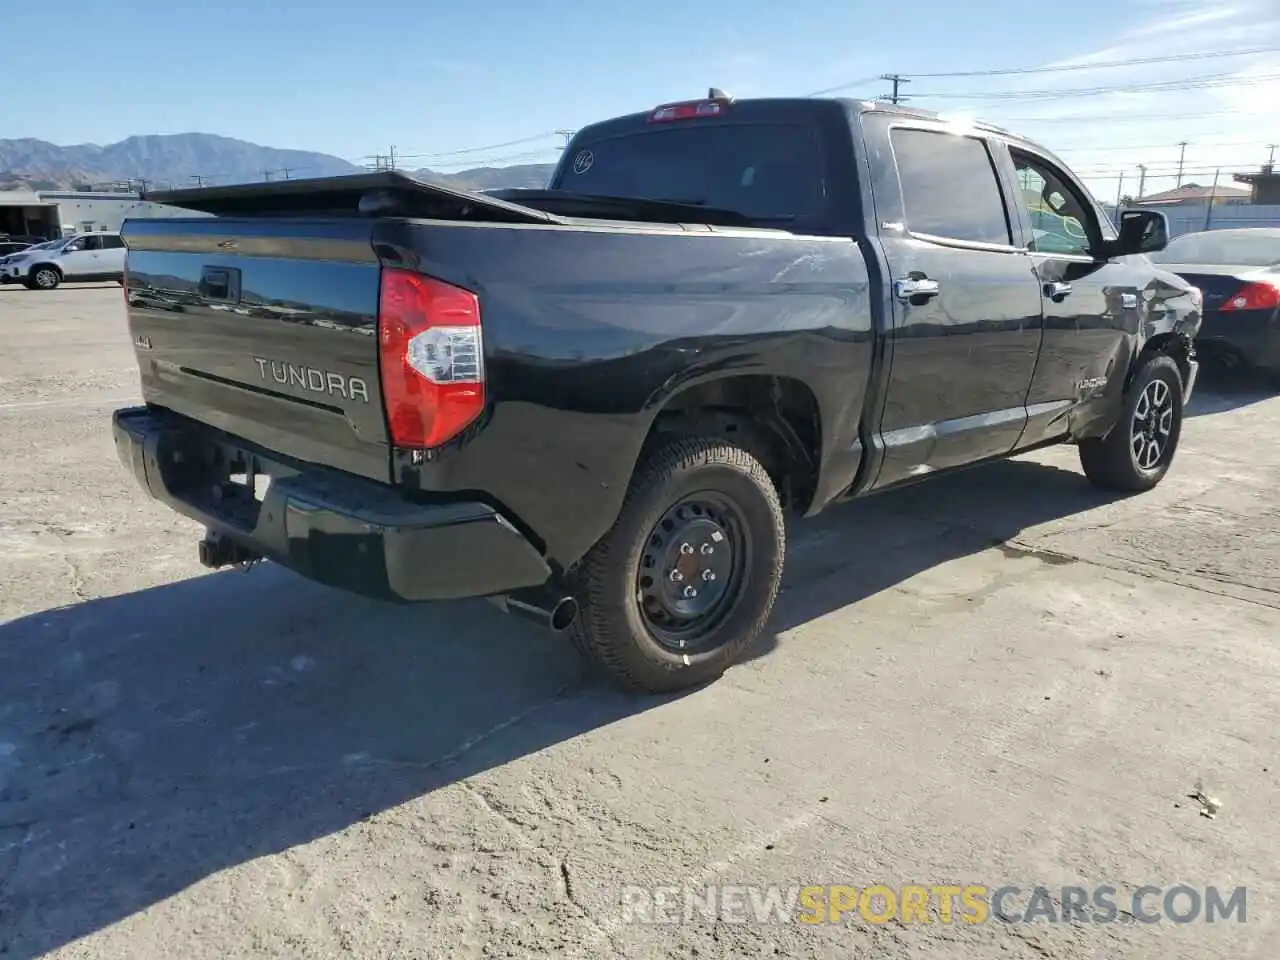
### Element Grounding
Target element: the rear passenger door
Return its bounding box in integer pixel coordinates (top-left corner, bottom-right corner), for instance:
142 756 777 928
99 234 127 276
864 119 1043 490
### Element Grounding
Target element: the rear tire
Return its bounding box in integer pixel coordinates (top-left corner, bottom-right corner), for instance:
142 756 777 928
568 435 785 694
27 266 61 290
1079 353 1184 492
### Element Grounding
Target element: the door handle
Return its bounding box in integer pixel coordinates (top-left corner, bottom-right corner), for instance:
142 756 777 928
894 277 940 303
1044 281 1072 301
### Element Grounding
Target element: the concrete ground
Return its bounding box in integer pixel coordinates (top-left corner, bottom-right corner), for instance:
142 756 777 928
2 283 1279 959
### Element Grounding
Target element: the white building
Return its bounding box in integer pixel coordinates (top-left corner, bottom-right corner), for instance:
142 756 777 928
38 191 206 235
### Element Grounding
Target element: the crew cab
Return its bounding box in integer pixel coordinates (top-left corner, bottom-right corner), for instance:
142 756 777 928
111 93 1202 693
1 231 127 289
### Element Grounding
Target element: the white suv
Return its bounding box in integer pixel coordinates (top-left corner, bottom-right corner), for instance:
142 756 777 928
0 233 127 290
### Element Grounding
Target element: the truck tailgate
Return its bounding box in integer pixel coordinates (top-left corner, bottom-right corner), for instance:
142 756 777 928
121 217 389 481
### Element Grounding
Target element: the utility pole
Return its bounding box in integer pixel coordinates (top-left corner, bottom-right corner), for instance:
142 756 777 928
262 169 274 182
388 145 397 170
555 129 576 147
1115 170 1126 213
1267 144 1277 168
190 174 205 188
1204 168 1221 231
1136 164 1147 199
281 167 293 180
1175 141 1189 187
880 74 910 104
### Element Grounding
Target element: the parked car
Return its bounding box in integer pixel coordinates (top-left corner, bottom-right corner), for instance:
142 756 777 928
0 232 127 289
1149 227 1280 378
112 94 1201 693
0 240 33 257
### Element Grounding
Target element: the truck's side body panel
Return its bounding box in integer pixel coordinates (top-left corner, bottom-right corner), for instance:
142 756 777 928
372 218 874 567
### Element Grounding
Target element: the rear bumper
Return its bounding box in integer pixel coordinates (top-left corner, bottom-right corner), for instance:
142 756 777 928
112 406 552 602
1195 309 1280 372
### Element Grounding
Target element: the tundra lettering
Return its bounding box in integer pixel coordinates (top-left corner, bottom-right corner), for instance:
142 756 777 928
252 357 370 403
114 92 1203 694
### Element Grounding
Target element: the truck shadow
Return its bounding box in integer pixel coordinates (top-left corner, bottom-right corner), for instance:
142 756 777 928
0 570 663 958
745 455 1120 664
0 456 1142 955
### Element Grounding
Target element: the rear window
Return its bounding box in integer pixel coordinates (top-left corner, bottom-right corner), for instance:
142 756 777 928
1151 231 1280 267
553 123 826 225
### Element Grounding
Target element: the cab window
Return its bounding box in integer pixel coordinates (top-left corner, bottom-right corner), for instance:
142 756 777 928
64 235 103 253
890 128 1013 246
1011 150 1097 257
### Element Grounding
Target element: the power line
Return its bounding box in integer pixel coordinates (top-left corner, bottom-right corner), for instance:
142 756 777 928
899 45 1280 79
426 149 562 170
910 71 1278 101
1056 139 1275 153
981 107 1274 124
804 46 1280 96
803 75 884 97
386 132 560 161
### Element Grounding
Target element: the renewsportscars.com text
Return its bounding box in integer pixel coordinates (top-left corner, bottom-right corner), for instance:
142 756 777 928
619 884 1248 925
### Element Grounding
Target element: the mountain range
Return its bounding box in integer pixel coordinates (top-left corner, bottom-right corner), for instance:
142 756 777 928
0 132 556 194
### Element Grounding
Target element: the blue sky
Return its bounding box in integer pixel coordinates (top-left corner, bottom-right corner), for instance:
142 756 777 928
3 0 1277 201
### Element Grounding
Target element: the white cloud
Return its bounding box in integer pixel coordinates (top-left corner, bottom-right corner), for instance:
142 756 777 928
948 0 1280 199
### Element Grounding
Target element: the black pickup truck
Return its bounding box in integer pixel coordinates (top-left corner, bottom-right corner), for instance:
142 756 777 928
113 93 1202 693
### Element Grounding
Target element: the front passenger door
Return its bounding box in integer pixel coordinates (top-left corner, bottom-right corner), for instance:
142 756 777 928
868 122 1044 490
59 234 103 278
1000 145 1146 446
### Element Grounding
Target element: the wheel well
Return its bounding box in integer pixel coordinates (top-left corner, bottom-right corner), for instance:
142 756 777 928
1137 332 1193 388
646 375 822 512
30 262 62 277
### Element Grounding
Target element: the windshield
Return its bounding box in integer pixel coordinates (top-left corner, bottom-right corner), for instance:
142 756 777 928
552 122 826 225
17 238 65 253
1151 230 1280 267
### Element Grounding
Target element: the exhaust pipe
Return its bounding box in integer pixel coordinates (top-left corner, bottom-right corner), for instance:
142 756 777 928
488 587 579 632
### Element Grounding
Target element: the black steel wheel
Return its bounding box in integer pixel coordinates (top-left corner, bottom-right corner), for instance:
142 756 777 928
1080 352 1184 492
569 435 785 694
636 492 752 652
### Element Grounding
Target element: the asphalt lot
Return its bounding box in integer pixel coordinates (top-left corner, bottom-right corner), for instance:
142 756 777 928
2 283 1279 959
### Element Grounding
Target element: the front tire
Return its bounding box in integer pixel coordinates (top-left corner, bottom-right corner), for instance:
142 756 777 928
1079 353 1184 492
27 266 61 290
568 435 785 694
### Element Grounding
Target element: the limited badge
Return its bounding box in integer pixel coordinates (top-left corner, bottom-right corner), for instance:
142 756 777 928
572 149 594 175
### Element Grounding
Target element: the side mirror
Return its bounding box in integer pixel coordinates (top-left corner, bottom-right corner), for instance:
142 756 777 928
1109 209 1168 257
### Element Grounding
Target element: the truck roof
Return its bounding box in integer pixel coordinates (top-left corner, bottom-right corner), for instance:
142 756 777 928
573 94 1016 138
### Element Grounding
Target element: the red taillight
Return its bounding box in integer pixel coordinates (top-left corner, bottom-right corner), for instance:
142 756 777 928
378 268 485 449
1220 281 1280 312
649 99 729 123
